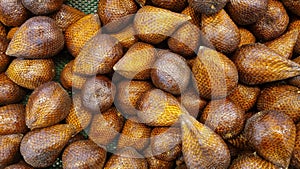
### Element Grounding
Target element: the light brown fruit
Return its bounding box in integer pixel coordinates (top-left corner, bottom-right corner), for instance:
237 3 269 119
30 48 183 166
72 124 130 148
21 0 63 15
0 134 23 168
111 24 138 50
20 124 75 168
0 37 10 73
73 34 123 76
26 81 71 129
227 132 252 150
288 20 300 55
291 123 300 168
201 9 240 54
0 104 27 135
257 84 300 122
134 6 191 44
113 42 157 80
233 43 300 85
244 110 296 168
65 14 101 57
180 114 231 169
4 160 34 169
0 73 26 105
62 140 107 169
238 27 256 47
181 6 201 28
192 46 238 99
6 27 19 41
188 0 229 15
89 107 125 145
288 56 300 88
229 153 280 169
151 0 187 12
227 0 269 25
250 0 289 41
282 0 300 16
6 16 64 59
0 0 30 27
143 147 175 169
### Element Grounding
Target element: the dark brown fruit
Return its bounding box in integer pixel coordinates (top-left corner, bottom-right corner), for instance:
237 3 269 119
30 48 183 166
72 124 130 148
151 0 187 12
180 114 231 169
65 14 101 57
0 22 6 37
244 110 296 168
62 140 107 169
0 0 30 27
0 134 23 168
181 6 201 28
89 107 125 145
0 104 27 135
26 81 71 129
257 84 300 122
6 16 65 59
60 60 87 90
233 43 300 85
192 46 238 99
151 127 181 161
117 116 151 151
81 75 116 113
238 27 256 47
227 0 269 25
282 0 300 16
291 123 300 168
0 73 26 105
6 27 19 41
250 0 289 41
111 24 139 50
0 37 10 73
143 147 175 169
188 0 229 15
201 9 240 54
229 153 280 169
21 0 63 15
6 58 55 90
104 147 148 169
4 160 34 169
20 124 75 168
73 34 123 76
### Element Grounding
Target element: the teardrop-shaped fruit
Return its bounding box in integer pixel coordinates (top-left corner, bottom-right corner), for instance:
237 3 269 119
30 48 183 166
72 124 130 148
4 160 34 169
238 27 256 47
26 81 71 129
244 110 296 168
60 60 87 90
115 80 153 116
250 0 289 41
227 0 268 25
288 56 300 88
111 24 138 50
21 0 63 15
104 147 148 169
233 43 300 85
290 123 300 168
180 114 231 169
81 75 116 113
6 58 55 90
282 0 300 16
143 147 175 169
229 153 280 169
188 0 229 15
0 0 30 27
20 124 75 168
264 29 299 59
0 37 10 73
134 6 191 44
89 107 125 145
62 140 107 169
6 16 64 59
0 73 26 105
6 27 19 41
201 9 240 54
0 134 23 168
151 0 187 12
151 51 191 95
65 14 101 57
98 0 137 33
117 116 151 151
73 34 123 76
181 6 201 28
151 127 181 161
113 42 157 80
192 46 238 99
227 132 252 150
0 104 27 135
257 84 300 122
50 4 85 31
228 84 260 112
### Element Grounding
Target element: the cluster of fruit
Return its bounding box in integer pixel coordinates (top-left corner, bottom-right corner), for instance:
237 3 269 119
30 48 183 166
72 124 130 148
0 0 300 168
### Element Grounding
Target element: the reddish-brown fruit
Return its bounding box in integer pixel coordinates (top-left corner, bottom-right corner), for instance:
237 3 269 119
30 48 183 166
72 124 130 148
89 107 125 145
62 140 107 169
0 23 6 37
67 133 86 146
111 24 138 50
0 134 23 168
238 27 256 47
0 73 26 105
188 0 229 15
192 46 238 99
151 0 187 12
250 0 289 41
288 20 300 55
60 60 87 90
288 56 300 88
181 6 201 28
26 81 71 129
233 43 300 85
6 16 65 59
65 14 101 57
257 84 300 122
229 153 280 169
4 160 34 169
227 132 253 150
180 114 231 169
143 147 175 169
74 34 123 76
6 27 19 41
291 123 300 168
134 6 191 44
20 124 75 168
21 0 63 15
0 104 27 135
0 37 10 73
244 110 296 168
282 0 300 16
201 9 240 54
0 0 30 27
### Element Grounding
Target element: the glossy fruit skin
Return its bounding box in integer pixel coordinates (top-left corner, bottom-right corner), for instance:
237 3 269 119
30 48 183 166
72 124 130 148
21 0 64 15
281 0 300 16
143 147 175 169
0 134 23 168
151 0 188 12
188 0 229 15
0 37 10 73
0 0 30 27
229 153 280 169
238 28 256 47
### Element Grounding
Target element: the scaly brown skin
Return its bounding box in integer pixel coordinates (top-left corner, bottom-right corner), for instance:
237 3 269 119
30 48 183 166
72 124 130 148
0 134 23 168
0 0 30 27
21 0 63 15
0 37 10 73
188 0 229 15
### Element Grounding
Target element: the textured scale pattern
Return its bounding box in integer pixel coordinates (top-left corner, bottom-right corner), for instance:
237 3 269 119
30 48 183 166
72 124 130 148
21 0 64 15
238 27 256 47
0 134 23 168
143 147 175 169
229 153 280 169
188 0 229 15
66 0 99 14
4 160 34 169
6 27 19 41
111 24 138 50
288 56 300 88
282 0 300 16
151 0 187 12
288 20 300 55
0 23 6 37
181 6 201 28
227 132 252 150
291 123 300 168
0 37 10 73
0 0 30 27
